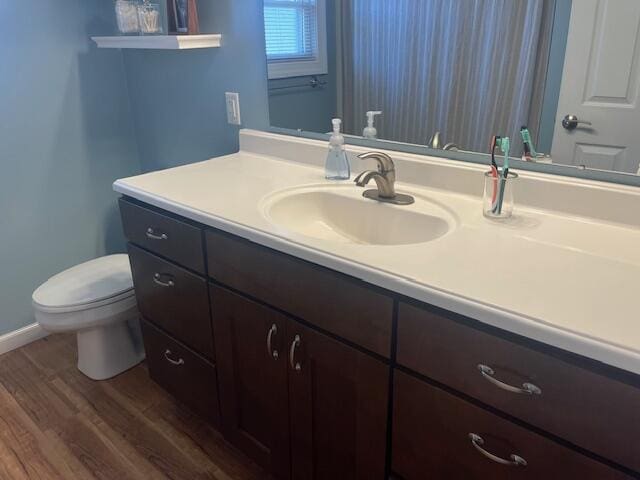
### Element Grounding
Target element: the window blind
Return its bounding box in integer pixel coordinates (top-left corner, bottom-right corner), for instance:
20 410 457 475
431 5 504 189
264 0 318 63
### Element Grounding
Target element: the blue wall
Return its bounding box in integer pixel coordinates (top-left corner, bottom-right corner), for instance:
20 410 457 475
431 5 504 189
0 1 141 335
123 0 270 172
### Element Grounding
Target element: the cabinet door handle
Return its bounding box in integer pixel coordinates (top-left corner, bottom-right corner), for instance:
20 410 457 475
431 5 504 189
146 227 168 240
153 273 175 288
477 364 541 395
469 433 527 467
164 349 184 366
267 324 279 360
289 335 302 372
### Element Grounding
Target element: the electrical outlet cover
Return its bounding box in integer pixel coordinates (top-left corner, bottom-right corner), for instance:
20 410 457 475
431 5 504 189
225 92 241 125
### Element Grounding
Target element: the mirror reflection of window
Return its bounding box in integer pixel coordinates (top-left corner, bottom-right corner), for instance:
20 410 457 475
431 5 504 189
264 0 328 79
264 0 335 134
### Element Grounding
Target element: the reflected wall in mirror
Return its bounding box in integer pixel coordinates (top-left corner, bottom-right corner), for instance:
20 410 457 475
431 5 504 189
264 0 640 177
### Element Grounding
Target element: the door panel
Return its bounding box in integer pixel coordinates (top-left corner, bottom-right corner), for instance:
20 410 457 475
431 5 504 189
552 0 640 173
287 320 389 480
210 285 290 479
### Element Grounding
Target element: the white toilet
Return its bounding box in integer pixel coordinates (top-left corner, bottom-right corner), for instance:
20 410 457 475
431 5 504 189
32 254 145 380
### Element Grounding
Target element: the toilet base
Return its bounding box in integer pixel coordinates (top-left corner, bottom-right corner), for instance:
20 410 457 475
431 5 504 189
77 318 145 380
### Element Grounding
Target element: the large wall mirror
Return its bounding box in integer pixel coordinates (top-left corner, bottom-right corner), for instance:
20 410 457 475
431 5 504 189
262 0 640 185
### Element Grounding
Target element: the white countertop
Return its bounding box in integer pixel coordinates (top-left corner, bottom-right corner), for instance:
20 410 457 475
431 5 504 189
114 131 640 374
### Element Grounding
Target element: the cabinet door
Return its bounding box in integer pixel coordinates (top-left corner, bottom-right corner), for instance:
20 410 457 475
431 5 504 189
210 285 290 479
287 320 389 480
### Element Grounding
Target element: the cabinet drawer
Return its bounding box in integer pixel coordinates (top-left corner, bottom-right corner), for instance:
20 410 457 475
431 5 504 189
120 198 204 273
141 319 220 426
392 371 630 480
397 302 640 472
129 244 214 359
206 229 393 358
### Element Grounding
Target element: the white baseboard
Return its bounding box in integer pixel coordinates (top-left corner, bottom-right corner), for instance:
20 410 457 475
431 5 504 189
0 323 49 356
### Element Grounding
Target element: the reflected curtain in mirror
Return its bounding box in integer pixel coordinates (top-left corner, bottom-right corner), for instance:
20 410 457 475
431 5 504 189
339 0 555 154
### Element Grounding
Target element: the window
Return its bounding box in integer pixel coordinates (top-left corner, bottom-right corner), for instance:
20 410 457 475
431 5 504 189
264 0 327 79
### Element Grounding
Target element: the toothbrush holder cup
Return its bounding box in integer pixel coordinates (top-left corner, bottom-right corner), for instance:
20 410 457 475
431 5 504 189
483 171 518 219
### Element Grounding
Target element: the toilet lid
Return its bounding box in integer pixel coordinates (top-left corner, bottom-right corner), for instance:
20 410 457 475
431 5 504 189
32 254 134 310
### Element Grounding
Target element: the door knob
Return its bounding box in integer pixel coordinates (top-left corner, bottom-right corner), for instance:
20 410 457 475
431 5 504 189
562 114 592 131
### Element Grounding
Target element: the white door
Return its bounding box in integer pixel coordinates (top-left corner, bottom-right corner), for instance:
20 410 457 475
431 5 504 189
551 0 640 174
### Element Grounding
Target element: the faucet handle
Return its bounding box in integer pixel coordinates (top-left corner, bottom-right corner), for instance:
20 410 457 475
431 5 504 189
357 151 395 174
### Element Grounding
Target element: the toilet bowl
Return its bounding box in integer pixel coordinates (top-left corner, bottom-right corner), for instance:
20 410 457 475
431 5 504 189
32 254 145 380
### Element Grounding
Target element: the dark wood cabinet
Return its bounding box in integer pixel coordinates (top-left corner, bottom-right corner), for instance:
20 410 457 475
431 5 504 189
211 285 389 480
120 197 639 480
287 320 389 480
210 285 291 479
392 371 631 480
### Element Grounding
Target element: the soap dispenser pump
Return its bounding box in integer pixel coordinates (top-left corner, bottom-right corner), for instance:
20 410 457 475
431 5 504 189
325 118 350 180
363 111 382 139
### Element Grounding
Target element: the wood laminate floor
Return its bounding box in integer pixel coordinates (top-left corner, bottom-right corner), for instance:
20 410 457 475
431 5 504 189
0 334 269 480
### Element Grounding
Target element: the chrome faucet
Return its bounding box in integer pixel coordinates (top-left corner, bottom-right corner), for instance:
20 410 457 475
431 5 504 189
428 131 459 151
354 152 414 205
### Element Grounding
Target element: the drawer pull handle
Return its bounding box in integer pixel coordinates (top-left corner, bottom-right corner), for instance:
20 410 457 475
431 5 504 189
164 349 184 366
469 433 527 467
477 364 542 395
289 335 302 372
146 228 168 241
153 273 175 288
267 324 279 360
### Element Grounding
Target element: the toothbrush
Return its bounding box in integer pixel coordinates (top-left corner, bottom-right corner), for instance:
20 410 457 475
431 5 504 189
489 136 499 208
494 137 510 214
520 126 537 161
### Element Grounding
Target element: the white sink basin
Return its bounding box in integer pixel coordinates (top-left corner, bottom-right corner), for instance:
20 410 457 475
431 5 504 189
261 185 457 246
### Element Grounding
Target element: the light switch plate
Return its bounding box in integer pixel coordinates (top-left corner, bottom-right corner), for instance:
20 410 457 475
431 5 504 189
225 92 241 125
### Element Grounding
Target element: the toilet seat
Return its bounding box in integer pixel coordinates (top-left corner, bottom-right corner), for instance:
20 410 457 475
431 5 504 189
32 254 134 313
33 289 135 314
33 254 137 331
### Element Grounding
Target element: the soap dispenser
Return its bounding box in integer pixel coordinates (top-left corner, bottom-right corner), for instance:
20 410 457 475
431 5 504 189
363 111 382 139
325 118 350 180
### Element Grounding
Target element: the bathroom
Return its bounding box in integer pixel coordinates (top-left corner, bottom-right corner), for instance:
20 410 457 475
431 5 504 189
1 0 639 478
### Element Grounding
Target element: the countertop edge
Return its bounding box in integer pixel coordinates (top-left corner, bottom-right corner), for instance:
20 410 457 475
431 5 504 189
113 180 640 376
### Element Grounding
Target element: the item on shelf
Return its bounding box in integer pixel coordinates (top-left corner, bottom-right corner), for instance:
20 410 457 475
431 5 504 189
168 0 199 34
115 0 140 34
137 0 163 35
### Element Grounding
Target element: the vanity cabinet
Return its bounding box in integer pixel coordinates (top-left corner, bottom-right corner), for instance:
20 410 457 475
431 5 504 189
119 196 639 480
211 284 389 480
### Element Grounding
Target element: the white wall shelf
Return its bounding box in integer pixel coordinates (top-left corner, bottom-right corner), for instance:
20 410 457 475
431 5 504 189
91 34 221 50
